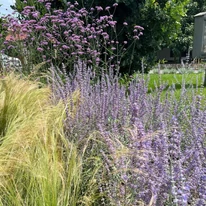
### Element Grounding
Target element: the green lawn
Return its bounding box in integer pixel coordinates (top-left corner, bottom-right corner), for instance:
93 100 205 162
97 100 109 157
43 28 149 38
146 73 206 101
147 73 204 89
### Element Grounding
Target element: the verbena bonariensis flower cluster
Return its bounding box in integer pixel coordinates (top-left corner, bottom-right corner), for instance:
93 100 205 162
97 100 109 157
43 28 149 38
50 65 206 205
2 1 143 72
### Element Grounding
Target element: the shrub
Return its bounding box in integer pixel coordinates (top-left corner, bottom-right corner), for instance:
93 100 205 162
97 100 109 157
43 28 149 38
2 1 142 74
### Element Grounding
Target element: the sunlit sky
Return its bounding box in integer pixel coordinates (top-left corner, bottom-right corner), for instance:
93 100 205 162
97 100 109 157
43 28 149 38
0 0 16 16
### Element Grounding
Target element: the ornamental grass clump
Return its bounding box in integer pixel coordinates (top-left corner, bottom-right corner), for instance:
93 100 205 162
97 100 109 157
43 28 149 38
51 66 206 205
0 74 102 206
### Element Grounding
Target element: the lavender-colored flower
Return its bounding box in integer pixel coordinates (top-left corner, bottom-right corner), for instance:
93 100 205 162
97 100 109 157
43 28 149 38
32 11 39 18
41 41 48 45
62 45 69 50
45 33 53 38
37 47 44 52
74 1 79 6
133 35 139 40
78 51 84 55
96 6 103 11
108 20 117 27
134 25 144 30
46 63 206 205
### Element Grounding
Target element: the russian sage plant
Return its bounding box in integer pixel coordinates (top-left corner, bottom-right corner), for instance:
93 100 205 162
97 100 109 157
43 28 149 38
50 65 206 205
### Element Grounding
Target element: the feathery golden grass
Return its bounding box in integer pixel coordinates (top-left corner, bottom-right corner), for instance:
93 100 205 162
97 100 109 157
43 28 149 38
0 74 102 206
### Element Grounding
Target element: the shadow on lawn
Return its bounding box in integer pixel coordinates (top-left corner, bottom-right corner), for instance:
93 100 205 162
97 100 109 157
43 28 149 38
147 83 204 93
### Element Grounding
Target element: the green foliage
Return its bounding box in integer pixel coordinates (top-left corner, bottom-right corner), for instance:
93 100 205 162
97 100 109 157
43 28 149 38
0 17 7 45
170 0 206 60
137 0 189 68
80 0 189 72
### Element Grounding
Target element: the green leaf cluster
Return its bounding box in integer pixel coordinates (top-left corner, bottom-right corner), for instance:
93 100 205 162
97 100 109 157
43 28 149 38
170 0 206 61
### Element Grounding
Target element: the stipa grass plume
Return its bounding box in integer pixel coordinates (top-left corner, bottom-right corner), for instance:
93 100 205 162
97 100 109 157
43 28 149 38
0 74 102 206
0 74 49 136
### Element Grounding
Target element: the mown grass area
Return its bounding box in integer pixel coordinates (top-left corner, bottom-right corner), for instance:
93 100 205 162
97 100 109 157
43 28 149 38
147 73 204 89
147 72 206 100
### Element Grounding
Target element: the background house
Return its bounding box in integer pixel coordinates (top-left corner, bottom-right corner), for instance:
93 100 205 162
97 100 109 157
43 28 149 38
157 48 192 64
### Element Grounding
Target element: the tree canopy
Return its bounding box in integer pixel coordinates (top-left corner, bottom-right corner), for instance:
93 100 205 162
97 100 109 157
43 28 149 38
0 6 7 50
170 0 206 61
